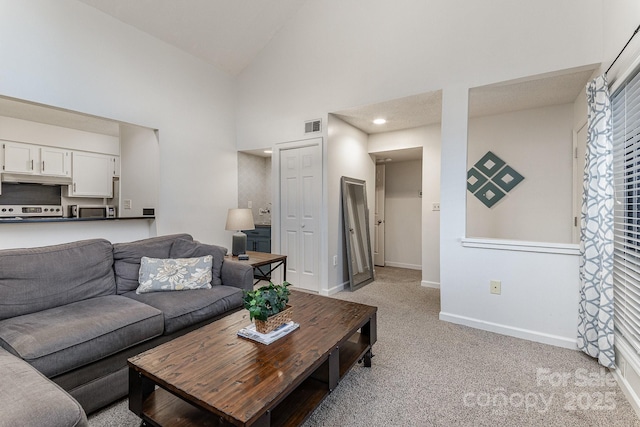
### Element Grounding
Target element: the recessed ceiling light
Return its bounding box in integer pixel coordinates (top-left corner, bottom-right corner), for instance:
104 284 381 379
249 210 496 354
373 118 386 125
264 150 272 154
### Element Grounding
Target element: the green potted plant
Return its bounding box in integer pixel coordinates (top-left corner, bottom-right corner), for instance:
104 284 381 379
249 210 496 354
243 281 292 334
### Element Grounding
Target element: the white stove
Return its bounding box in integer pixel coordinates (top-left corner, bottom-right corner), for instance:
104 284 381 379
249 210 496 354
0 205 63 218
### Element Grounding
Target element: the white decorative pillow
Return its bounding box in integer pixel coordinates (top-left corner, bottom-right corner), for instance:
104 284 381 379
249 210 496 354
136 256 213 294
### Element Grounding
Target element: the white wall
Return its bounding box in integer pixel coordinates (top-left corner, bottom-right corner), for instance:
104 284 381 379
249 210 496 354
440 86 581 349
238 0 602 347
0 0 237 248
604 0 640 86
383 160 422 269
0 219 156 250
466 104 575 243
327 115 375 294
119 124 159 218
0 116 119 154
237 0 602 149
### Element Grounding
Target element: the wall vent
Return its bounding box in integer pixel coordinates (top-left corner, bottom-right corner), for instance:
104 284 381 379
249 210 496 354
304 119 322 134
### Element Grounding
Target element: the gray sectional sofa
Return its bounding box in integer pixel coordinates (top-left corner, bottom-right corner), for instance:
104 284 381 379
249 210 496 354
0 233 253 426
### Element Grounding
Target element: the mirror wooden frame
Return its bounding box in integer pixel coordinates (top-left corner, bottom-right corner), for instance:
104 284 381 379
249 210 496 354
341 176 374 291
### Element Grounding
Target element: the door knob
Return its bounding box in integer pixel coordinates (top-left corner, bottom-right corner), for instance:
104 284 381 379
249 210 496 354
377 220 383 225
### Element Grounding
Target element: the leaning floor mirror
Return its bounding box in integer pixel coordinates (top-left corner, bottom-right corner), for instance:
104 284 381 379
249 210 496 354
341 176 374 291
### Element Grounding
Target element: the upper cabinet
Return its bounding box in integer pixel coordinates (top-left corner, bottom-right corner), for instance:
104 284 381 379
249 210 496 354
2 142 70 177
68 152 115 198
40 147 70 177
3 142 35 174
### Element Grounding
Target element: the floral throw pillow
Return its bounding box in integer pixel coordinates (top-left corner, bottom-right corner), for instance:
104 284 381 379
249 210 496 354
136 256 213 294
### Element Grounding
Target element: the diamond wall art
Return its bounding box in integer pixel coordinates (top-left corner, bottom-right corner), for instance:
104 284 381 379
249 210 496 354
467 151 524 208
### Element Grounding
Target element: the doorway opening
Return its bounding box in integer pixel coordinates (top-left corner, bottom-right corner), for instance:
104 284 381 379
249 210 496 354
372 148 423 270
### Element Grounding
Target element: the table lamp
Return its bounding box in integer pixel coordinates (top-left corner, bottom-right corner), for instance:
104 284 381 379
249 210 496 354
225 208 255 256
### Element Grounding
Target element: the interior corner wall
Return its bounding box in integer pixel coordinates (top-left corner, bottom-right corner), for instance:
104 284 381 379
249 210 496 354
0 0 237 248
326 115 375 295
466 104 575 243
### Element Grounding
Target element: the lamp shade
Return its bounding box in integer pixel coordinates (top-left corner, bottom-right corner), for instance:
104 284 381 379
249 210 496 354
225 208 255 231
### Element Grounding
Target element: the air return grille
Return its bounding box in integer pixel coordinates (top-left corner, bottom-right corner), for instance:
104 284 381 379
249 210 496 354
304 119 321 134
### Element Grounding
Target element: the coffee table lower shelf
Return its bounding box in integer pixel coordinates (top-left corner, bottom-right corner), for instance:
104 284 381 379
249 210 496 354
136 335 372 427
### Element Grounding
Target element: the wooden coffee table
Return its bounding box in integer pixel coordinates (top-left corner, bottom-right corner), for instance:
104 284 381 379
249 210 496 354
128 290 377 426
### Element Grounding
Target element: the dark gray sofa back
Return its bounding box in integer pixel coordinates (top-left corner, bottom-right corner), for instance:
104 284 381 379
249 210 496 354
0 239 116 320
112 233 193 294
169 238 227 286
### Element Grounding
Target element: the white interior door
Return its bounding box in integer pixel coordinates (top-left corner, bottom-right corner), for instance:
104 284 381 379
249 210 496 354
573 123 587 243
280 143 321 292
374 164 385 266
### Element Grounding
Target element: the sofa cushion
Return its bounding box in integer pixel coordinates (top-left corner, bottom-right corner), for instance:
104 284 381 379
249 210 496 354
0 295 164 378
136 256 213 294
170 238 227 286
124 285 242 334
0 348 88 427
0 239 115 320
113 233 193 294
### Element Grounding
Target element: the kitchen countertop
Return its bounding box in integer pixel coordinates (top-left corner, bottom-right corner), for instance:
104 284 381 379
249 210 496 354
0 216 155 224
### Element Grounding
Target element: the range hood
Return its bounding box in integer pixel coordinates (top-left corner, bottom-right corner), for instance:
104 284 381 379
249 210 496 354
1 173 72 185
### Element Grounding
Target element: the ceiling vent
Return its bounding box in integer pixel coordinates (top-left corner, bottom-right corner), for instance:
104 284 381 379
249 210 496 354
304 119 321 134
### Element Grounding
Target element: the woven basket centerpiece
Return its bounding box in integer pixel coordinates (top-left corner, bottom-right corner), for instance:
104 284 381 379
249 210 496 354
255 305 293 334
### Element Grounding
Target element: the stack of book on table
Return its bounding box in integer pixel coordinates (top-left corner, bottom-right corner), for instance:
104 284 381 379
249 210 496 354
237 321 300 345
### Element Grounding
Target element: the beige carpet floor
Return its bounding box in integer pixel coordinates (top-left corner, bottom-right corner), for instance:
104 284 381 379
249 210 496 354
89 266 640 426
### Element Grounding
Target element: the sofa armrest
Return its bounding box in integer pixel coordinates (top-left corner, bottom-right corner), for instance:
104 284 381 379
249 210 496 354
221 259 254 292
0 348 88 427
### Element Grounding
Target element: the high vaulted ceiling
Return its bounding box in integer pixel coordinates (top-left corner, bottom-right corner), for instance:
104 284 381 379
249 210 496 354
12 3 600 165
77 2 599 137
77 0 307 75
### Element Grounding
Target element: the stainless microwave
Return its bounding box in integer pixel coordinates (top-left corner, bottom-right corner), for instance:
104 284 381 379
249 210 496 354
69 205 116 218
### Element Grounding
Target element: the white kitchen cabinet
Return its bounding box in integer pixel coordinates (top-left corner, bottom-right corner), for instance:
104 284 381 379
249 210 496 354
112 156 120 177
69 152 114 198
2 141 36 174
40 147 70 177
2 142 71 178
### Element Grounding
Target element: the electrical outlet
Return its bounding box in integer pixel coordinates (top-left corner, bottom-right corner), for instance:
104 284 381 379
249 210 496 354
123 199 132 210
490 280 501 295
333 255 337 267
432 202 440 211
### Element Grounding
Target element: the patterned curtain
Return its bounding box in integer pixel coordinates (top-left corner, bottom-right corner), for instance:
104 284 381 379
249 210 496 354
577 75 615 368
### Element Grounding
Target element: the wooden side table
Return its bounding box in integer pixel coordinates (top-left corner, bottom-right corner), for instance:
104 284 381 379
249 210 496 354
230 251 287 285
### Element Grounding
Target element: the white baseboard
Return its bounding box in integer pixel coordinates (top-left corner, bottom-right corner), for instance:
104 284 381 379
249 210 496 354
320 281 347 296
613 338 640 419
384 261 421 270
421 280 440 289
439 312 578 350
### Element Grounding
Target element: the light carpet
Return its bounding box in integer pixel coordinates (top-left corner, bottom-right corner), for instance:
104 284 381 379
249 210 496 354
89 266 640 426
